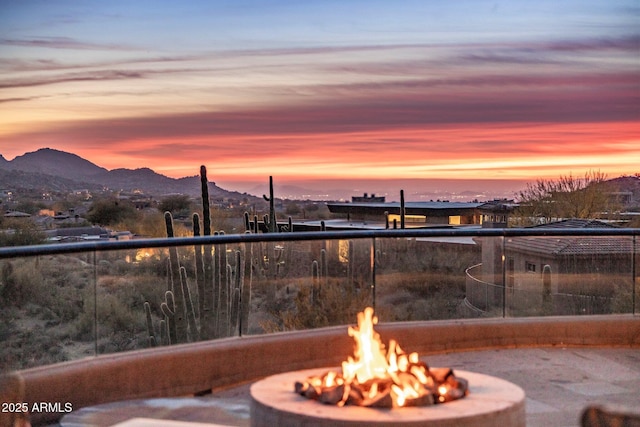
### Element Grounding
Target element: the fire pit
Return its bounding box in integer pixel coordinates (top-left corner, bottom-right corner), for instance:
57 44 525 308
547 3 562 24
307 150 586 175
250 307 525 426
295 307 468 408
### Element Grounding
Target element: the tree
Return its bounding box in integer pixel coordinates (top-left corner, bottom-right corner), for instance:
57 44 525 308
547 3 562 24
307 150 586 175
158 194 193 218
0 218 46 246
87 197 139 226
12 199 45 215
514 171 620 225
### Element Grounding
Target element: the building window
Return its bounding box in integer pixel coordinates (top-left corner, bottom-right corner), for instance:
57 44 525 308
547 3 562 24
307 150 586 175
525 261 536 273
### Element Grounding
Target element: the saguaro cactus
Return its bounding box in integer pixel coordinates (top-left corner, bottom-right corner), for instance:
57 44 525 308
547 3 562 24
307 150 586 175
229 250 242 336
146 165 256 344
310 248 328 305
215 233 230 337
199 166 216 339
263 176 277 233
164 212 188 343
200 165 212 234
240 241 252 335
180 266 199 341
160 290 177 345
244 211 251 233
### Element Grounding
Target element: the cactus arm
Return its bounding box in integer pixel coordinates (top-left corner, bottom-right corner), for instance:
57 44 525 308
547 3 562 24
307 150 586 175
144 301 156 347
161 290 177 345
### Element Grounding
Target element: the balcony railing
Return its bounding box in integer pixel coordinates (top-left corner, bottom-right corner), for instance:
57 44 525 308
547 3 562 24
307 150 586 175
0 227 637 373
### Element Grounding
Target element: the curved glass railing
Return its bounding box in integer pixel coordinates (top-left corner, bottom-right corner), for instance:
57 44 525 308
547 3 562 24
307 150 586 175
0 228 637 372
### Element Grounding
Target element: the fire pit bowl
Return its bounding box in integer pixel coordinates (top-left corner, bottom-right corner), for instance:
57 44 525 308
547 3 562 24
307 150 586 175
250 367 525 427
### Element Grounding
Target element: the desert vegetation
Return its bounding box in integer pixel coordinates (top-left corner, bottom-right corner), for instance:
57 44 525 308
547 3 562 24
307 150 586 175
0 172 482 372
1 170 637 373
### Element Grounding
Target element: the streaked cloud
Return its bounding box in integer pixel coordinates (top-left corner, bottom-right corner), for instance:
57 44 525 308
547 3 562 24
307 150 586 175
0 70 145 89
0 36 138 51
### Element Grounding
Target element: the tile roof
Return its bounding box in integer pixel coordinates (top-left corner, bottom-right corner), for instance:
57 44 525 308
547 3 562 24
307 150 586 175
506 219 632 256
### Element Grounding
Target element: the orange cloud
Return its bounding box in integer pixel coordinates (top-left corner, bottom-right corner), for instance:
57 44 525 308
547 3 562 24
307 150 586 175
33 120 632 182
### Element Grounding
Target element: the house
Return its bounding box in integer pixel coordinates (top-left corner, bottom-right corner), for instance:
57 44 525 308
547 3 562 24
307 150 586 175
44 226 110 242
468 219 633 315
326 200 484 227
351 193 386 203
478 199 519 228
4 210 31 218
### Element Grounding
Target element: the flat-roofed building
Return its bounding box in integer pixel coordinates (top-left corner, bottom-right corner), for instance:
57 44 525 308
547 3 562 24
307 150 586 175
327 200 483 227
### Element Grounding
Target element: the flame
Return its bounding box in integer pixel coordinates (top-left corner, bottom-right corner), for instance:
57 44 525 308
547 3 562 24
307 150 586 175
340 307 431 407
342 307 388 384
296 306 467 408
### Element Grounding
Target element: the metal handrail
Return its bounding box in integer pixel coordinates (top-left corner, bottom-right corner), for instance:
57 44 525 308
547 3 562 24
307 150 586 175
1 227 638 258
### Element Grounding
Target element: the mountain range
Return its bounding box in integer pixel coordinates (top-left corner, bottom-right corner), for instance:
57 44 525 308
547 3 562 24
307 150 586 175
2 148 638 204
0 148 526 202
0 148 245 199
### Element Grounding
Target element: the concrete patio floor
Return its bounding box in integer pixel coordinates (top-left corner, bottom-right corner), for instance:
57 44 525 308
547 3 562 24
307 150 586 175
60 346 640 427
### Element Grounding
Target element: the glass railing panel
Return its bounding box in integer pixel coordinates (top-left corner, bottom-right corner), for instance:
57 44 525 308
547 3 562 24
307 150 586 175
502 235 637 317
94 241 259 354
464 235 506 317
2 228 638 368
0 252 97 372
94 246 164 354
374 235 485 321
245 238 373 334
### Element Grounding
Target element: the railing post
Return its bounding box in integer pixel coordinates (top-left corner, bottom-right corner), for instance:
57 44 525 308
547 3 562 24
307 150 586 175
371 237 376 311
92 250 98 356
501 236 506 318
633 235 637 315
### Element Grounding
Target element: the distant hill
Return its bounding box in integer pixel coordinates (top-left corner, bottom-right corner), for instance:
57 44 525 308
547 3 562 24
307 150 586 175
0 148 253 200
8 148 108 182
0 168 103 193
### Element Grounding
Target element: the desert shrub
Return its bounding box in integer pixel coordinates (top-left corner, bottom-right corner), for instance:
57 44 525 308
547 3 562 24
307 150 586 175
71 283 99 341
0 310 17 363
7 257 87 321
0 261 19 305
611 280 635 314
97 331 141 353
6 259 45 308
376 239 480 275
73 287 145 346
97 260 112 275
262 278 372 332
376 271 466 321
0 317 69 371
0 218 46 246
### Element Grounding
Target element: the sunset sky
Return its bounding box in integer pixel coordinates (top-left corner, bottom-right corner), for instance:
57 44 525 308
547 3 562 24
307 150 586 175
1 1 638 188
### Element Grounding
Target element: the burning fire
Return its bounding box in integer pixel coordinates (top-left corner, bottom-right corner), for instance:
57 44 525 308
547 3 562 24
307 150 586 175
295 307 468 408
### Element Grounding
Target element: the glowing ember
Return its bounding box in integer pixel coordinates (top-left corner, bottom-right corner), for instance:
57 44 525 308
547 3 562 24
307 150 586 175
295 307 468 408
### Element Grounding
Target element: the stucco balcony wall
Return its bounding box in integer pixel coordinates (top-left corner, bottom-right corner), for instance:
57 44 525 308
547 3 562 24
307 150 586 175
3 315 639 425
